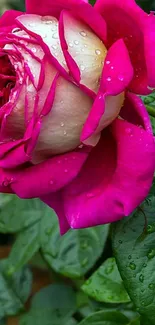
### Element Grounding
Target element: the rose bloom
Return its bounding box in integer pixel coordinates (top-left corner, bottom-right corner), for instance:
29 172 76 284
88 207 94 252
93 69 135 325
0 0 155 234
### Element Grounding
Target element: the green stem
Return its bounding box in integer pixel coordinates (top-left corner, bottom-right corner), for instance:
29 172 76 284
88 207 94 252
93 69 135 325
146 105 155 118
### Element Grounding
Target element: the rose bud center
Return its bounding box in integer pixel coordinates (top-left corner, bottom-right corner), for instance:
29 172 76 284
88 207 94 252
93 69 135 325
1 15 124 163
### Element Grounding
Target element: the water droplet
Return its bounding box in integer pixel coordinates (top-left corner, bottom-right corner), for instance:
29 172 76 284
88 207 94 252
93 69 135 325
50 179 54 185
105 264 114 275
148 283 155 290
80 65 85 71
6 265 15 276
2 178 13 187
58 160 61 164
129 262 136 270
52 32 58 39
12 27 21 33
118 75 124 82
69 42 73 47
106 60 110 65
74 40 79 45
79 144 84 149
147 223 155 234
64 130 67 135
95 49 101 55
119 240 122 244
107 77 111 82
111 66 114 70
64 169 68 173
29 22 35 27
85 278 91 285
147 249 155 259
52 44 57 50
60 122 64 127
80 31 87 37
87 193 95 198
143 263 147 268
125 128 132 134
141 301 145 306
84 44 87 48
80 240 88 249
81 257 88 267
62 60 67 66
41 16 55 24
46 227 53 235
32 47 37 53
128 255 132 260
139 274 144 283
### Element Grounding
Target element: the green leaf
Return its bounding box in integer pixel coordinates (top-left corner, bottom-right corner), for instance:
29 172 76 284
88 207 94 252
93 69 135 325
78 310 129 325
0 194 44 233
6 222 40 274
150 116 155 134
141 93 155 118
40 211 109 278
0 259 32 318
67 319 77 325
0 319 6 325
19 284 77 325
82 257 130 304
128 319 140 325
89 0 96 4
112 195 155 324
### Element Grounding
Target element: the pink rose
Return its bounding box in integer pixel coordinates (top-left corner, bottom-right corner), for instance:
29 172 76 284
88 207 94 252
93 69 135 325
0 0 155 234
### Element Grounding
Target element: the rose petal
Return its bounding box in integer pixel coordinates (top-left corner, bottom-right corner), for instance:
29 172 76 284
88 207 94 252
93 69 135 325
16 14 68 72
26 0 107 42
10 148 90 198
81 91 124 141
100 39 134 95
26 0 88 17
63 118 155 229
32 76 94 161
0 10 23 32
121 92 153 134
60 10 107 92
41 192 70 235
95 0 155 94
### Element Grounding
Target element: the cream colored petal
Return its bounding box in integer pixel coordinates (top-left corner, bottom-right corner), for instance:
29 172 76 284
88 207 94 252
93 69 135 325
98 93 125 131
63 11 107 93
32 77 93 162
17 14 68 71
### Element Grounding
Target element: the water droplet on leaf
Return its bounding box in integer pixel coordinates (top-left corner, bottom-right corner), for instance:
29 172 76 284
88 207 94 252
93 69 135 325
129 262 136 270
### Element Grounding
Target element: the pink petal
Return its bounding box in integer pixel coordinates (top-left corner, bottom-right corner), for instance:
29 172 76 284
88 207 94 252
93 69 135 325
26 0 107 42
26 0 88 17
0 10 23 32
121 92 153 134
144 14 155 89
0 143 30 169
100 39 134 95
95 0 155 94
10 148 90 198
63 118 155 229
81 39 133 141
81 92 106 141
41 192 70 235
